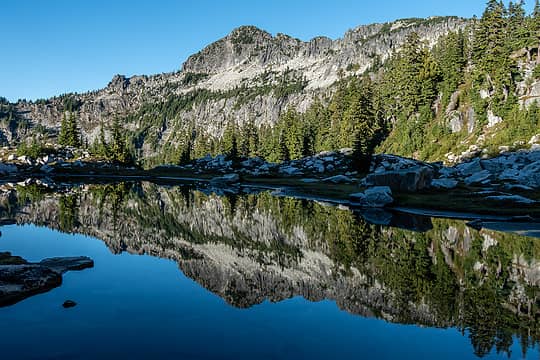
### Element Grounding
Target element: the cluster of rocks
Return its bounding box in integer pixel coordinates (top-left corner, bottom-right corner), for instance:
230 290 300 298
276 149 354 177
443 150 540 190
170 149 355 180
357 150 540 207
445 134 540 164
0 252 93 307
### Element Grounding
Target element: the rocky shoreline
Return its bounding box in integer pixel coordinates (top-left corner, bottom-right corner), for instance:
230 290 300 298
0 147 539 218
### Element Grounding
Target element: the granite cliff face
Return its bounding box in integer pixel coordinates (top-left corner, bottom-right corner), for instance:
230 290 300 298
3 17 467 158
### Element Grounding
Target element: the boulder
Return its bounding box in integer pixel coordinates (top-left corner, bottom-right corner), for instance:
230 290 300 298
350 186 394 208
62 300 77 308
516 161 540 189
464 170 492 186
40 164 54 174
438 167 458 178
487 110 502 127
0 264 62 307
456 158 483 177
279 166 302 176
365 166 434 192
38 256 94 273
480 157 513 175
240 157 264 169
498 168 520 181
431 178 458 189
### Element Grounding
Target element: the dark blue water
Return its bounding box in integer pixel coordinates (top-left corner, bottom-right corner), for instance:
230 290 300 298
0 224 536 359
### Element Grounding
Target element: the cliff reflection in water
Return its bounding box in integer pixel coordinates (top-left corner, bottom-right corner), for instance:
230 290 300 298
2 181 540 358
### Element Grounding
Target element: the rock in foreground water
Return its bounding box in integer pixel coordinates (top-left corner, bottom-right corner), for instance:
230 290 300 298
0 253 93 307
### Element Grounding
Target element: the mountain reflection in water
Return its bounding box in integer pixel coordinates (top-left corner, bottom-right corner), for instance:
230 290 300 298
1 181 540 359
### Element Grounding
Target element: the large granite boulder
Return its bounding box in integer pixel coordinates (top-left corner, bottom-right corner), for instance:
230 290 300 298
456 158 483 177
365 166 434 192
516 161 540 189
431 178 459 189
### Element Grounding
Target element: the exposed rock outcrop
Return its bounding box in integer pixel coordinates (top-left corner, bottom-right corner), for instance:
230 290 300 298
0 253 94 307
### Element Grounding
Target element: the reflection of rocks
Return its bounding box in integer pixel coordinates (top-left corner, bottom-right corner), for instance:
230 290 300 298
350 186 394 208
177 248 445 326
0 252 93 307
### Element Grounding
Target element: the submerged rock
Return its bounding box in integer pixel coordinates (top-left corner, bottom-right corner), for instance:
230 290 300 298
39 256 94 273
62 300 77 308
0 253 94 307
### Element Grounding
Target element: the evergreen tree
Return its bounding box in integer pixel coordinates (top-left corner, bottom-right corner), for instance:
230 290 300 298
532 0 540 63
94 122 109 159
282 108 304 160
109 117 132 164
473 0 509 81
58 112 81 147
507 1 528 51
434 30 466 104
222 121 239 161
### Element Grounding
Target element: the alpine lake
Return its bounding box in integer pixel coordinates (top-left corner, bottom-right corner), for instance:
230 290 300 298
1 180 540 359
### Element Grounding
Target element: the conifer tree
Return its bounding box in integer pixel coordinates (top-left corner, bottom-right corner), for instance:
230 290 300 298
58 112 81 147
109 117 131 164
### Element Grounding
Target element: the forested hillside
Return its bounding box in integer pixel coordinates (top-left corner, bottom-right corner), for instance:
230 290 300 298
3 1 540 167
182 0 540 167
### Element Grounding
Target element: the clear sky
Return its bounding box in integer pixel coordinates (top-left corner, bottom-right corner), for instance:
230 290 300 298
0 0 534 102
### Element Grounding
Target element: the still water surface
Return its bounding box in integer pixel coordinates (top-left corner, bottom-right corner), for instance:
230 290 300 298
0 182 538 359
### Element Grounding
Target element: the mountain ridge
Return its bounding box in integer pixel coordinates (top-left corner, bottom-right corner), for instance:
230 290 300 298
0 15 468 164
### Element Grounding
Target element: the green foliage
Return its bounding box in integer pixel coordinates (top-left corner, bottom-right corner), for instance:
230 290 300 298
59 194 79 233
62 95 81 112
222 121 239 162
90 119 134 165
182 72 209 86
17 137 53 158
58 112 81 148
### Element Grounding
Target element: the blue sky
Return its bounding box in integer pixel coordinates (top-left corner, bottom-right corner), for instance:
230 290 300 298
0 0 534 102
